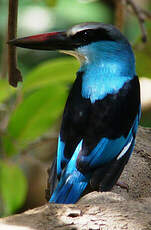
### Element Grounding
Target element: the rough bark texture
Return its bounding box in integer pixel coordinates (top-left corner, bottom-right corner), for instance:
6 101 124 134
0 126 151 230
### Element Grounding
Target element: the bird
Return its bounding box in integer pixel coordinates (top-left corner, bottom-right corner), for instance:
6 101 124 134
9 22 141 204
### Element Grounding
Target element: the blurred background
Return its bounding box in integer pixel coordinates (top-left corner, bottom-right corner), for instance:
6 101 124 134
0 0 151 217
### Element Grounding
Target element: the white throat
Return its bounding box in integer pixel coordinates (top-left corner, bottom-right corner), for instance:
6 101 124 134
60 50 87 65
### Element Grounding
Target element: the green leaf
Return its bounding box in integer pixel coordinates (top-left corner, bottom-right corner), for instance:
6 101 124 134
22 57 79 93
0 161 27 216
3 85 66 155
134 29 151 78
56 0 112 23
3 58 79 155
135 51 151 78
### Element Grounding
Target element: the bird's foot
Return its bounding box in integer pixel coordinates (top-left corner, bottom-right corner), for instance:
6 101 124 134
116 181 129 192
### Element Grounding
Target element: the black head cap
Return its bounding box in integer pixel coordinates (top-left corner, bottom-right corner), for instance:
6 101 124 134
66 22 129 47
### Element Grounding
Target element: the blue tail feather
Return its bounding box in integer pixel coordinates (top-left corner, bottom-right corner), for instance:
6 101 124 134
49 169 88 204
50 141 88 204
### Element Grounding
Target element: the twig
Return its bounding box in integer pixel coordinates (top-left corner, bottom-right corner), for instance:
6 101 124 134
8 0 23 87
114 0 125 31
140 8 151 20
124 0 148 42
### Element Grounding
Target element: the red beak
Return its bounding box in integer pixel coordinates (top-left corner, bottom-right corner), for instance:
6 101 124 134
8 31 77 51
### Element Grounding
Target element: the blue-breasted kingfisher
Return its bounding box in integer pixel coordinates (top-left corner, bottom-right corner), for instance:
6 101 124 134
10 22 141 204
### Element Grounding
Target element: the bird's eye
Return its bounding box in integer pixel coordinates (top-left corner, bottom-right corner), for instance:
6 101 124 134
82 31 88 42
71 30 91 44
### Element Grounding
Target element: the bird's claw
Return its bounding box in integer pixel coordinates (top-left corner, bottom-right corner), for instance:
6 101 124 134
116 181 129 192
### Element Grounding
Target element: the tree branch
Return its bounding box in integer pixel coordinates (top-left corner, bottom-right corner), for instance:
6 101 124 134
114 0 125 31
8 0 23 87
124 0 148 42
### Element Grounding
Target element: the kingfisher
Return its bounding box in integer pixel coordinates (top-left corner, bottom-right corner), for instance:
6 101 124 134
10 22 141 204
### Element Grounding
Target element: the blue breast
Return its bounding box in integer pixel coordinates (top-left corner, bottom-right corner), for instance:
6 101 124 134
78 41 136 103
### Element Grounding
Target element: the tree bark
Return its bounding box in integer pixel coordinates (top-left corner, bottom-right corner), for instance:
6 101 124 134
8 0 23 87
0 126 151 230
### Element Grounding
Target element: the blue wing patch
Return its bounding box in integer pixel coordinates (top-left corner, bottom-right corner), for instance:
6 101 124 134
57 135 69 177
78 113 140 170
50 114 139 204
78 128 134 170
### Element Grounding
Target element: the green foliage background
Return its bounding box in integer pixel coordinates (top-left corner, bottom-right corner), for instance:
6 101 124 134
0 0 151 217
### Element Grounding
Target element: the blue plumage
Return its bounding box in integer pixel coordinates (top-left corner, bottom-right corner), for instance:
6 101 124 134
10 22 141 204
50 114 139 203
57 135 67 177
50 140 89 203
79 40 135 103
49 23 140 204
